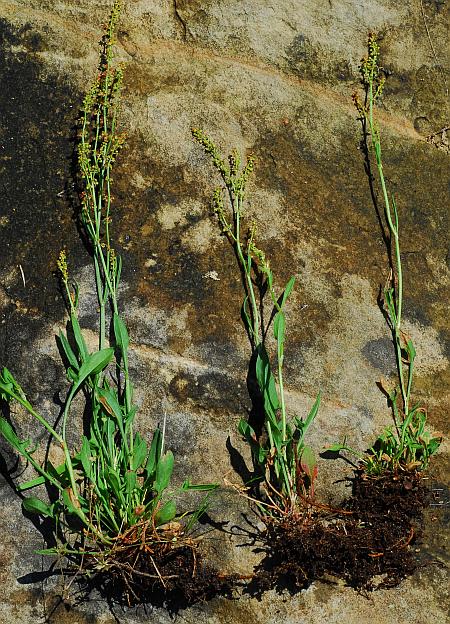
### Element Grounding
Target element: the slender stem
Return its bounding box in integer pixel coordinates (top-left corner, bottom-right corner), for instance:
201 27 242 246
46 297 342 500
367 82 408 414
234 195 260 344
278 350 287 445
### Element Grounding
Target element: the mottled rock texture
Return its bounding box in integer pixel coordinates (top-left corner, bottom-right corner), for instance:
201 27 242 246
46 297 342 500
0 0 448 622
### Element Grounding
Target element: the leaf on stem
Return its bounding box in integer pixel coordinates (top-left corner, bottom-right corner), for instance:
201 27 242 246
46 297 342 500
255 344 280 421
70 314 89 363
279 276 295 309
74 348 114 392
58 332 79 371
238 418 267 465
113 313 129 352
18 461 66 491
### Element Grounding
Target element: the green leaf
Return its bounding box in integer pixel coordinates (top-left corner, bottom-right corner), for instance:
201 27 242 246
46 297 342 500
66 367 78 383
241 297 252 335
74 348 114 392
35 547 59 555
96 386 124 423
406 339 416 362
266 267 274 292
280 276 295 308
113 313 129 352
154 450 174 494
70 313 88 362
126 405 138 427
0 417 34 456
125 470 137 496
273 311 285 360
23 496 54 518
0 369 22 402
105 468 122 499
155 500 176 526
326 443 346 452
300 446 317 478
302 392 321 434
18 475 48 491
58 332 79 371
273 310 285 342
46 460 71 487
132 433 148 471
145 428 162 482
255 344 279 421
181 480 219 492
1 367 16 386
79 436 92 477
238 419 267 465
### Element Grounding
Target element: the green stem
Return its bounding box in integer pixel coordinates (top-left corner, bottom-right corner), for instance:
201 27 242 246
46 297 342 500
367 81 408 414
234 195 260 344
278 350 287 447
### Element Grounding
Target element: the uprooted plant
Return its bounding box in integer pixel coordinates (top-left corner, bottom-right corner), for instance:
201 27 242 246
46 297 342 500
0 1 231 606
192 129 321 521
193 36 441 593
191 129 418 595
293 33 445 595
330 33 442 476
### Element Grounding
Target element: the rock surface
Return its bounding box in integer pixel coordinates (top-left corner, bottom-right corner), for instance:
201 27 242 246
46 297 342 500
0 0 448 622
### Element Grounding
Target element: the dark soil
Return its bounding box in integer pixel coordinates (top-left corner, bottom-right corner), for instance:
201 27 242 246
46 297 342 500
250 471 430 595
73 530 235 609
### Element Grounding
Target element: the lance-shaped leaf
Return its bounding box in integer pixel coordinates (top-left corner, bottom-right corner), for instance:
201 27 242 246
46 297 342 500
154 450 174 494
238 418 267 466
131 432 148 471
113 313 129 352
155 500 176 526
300 445 318 480
22 496 55 518
70 313 89 363
279 276 295 309
255 344 279 421
145 428 162 483
58 332 79 371
73 348 115 394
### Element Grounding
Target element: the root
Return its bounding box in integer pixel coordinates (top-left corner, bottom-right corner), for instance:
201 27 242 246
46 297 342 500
249 471 430 595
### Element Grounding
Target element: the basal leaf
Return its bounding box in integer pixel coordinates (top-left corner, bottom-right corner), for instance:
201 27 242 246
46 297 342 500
145 428 162 482
155 500 176 527
181 480 219 492
23 496 54 518
132 432 148 471
300 445 317 478
238 419 267 465
154 450 174 494
125 470 137 496
79 436 92 477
